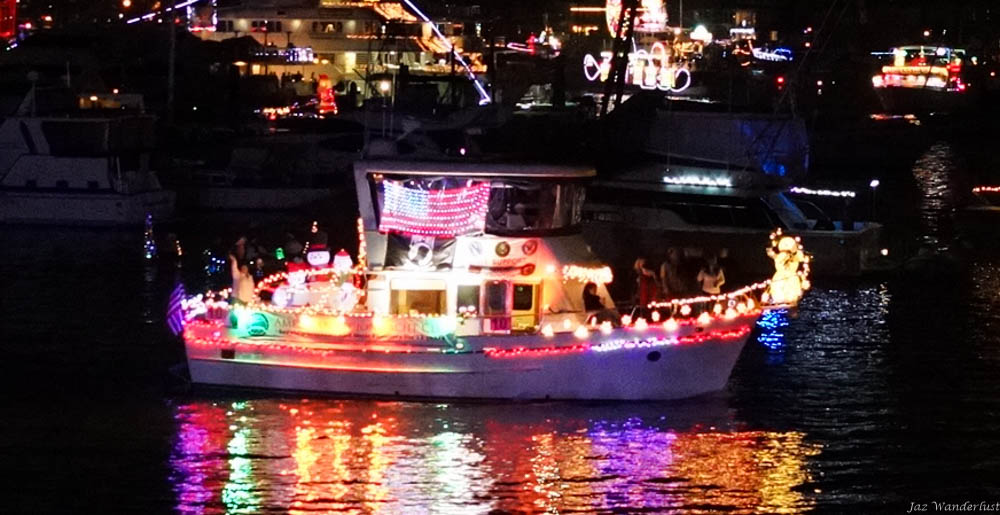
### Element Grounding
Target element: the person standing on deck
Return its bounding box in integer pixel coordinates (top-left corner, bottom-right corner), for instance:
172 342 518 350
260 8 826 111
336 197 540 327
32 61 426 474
229 254 256 305
633 258 659 309
697 254 726 295
659 247 686 299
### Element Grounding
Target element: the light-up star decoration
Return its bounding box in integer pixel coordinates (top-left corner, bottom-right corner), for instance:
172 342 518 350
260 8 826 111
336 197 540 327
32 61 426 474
763 230 811 306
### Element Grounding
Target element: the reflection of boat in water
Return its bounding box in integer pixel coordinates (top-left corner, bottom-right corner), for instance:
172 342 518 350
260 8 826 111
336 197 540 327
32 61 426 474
169 398 821 513
871 45 972 114
178 160 794 400
583 164 882 278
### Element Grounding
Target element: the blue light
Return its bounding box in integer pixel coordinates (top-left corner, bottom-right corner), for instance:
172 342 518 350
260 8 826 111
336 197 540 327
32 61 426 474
756 308 789 350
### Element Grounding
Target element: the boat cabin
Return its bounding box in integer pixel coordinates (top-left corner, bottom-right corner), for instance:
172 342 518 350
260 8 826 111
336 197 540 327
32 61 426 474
0 115 160 194
353 160 610 336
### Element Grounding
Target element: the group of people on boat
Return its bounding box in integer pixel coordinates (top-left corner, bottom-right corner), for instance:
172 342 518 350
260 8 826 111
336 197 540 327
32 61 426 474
632 247 730 306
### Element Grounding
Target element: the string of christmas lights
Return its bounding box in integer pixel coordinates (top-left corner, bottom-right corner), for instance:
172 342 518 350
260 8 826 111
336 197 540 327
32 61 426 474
562 264 614 284
379 180 491 237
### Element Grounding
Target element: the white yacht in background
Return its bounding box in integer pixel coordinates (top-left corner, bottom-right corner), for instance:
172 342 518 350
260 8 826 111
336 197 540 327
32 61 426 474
0 114 174 225
584 164 883 277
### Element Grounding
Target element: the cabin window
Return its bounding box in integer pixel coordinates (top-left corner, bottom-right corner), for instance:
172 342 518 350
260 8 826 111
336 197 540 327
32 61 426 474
513 284 534 311
483 281 508 315
391 289 445 315
457 285 480 312
25 179 37 189
485 180 586 235
691 204 734 226
56 180 69 189
390 279 446 315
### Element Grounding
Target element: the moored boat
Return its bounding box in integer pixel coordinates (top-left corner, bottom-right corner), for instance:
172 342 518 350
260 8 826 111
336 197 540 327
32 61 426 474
0 114 174 225
178 160 807 401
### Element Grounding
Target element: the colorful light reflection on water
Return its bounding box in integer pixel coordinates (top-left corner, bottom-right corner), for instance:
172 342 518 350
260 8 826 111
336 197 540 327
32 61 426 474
169 400 821 513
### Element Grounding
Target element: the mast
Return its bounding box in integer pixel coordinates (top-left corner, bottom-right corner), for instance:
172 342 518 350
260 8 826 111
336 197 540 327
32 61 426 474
599 0 639 117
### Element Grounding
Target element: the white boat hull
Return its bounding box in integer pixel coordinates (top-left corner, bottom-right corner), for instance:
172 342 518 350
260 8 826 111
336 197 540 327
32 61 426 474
0 190 175 225
183 317 754 401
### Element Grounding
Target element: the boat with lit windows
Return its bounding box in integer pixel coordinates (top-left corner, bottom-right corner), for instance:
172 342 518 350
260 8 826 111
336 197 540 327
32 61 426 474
178 160 806 401
583 164 882 278
871 45 973 114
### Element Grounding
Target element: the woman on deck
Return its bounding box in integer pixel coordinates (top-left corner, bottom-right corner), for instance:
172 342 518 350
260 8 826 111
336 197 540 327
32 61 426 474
697 254 726 295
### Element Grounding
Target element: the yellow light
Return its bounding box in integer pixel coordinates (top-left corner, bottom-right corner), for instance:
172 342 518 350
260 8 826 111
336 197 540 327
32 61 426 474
680 304 692 316
320 59 330 65
663 318 678 331
122 0 132 7
651 311 661 322
880 248 889 256
233 61 247 66
634 318 648 331
89 95 98 102
112 88 119 94
697 312 711 325
573 325 589 339
562 319 572 330
600 321 613 335
379 80 391 92
541 324 554 337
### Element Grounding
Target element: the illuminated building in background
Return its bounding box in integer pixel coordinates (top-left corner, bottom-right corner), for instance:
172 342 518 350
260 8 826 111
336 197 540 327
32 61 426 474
189 0 482 93
0 0 15 40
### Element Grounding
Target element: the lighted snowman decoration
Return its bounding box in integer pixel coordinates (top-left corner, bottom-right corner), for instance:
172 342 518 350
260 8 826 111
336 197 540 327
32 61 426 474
764 231 811 306
306 243 332 268
272 270 310 308
307 249 359 312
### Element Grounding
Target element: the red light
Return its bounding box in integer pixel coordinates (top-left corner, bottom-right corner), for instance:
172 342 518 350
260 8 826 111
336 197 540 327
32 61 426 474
776 76 785 84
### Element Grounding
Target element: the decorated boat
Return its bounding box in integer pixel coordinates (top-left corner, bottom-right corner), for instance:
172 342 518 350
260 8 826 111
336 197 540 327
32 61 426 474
177 160 809 401
871 45 972 114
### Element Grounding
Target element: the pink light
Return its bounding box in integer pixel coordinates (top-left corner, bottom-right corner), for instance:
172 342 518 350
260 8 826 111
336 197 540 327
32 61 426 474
378 180 491 237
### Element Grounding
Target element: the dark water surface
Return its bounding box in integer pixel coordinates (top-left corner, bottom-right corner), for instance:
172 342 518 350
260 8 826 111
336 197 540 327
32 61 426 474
5 140 1000 513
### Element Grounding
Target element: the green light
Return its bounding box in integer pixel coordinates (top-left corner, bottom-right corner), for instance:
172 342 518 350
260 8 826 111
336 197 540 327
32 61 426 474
275 247 285 260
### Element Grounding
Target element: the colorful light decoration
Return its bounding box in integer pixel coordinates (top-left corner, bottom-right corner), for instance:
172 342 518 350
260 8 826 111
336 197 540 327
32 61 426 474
604 0 666 37
583 42 692 93
662 175 732 187
484 327 751 358
788 186 857 198
379 180 491 237
399 0 491 105
972 186 1000 194
182 225 805 365
756 308 789 350
561 264 613 284
763 230 811 306
126 0 201 24
356 217 368 270
144 213 157 260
